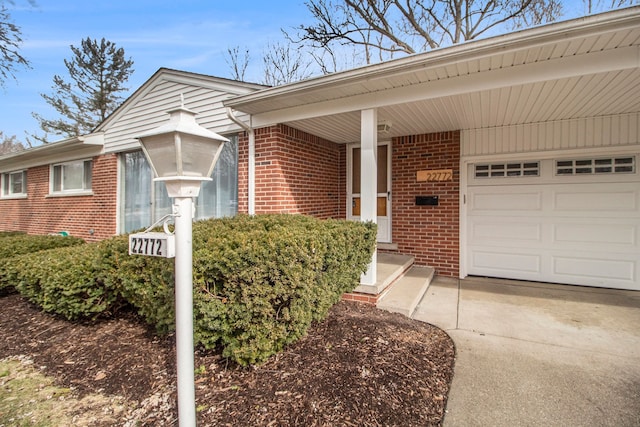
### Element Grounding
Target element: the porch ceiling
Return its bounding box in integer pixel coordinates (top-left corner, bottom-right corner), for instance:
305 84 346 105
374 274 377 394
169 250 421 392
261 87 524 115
226 8 640 144
284 68 640 144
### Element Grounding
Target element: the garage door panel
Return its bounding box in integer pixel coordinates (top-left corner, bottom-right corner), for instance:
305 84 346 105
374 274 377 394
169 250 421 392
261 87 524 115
471 190 543 212
470 249 541 274
471 221 542 242
552 255 635 282
553 188 638 212
553 222 637 246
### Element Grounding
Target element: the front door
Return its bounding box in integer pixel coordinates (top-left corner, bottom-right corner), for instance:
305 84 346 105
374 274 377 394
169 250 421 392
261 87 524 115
348 142 392 243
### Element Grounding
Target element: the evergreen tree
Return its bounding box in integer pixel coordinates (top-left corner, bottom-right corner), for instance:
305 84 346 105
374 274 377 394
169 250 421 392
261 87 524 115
32 37 134 143
0 1 31 86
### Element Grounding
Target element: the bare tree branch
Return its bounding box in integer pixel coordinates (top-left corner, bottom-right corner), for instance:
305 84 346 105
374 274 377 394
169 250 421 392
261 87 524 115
224 46 250 81
292 0 567 65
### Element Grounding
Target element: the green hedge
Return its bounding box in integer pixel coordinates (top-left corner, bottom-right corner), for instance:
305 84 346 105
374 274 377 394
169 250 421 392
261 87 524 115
0 215 376 365
5 244 122 320
0 234 86 292
0 234 85 259
99 234 176 334
191 215 376 365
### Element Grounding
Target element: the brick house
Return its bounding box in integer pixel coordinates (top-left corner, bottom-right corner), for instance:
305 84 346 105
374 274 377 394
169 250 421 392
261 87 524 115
1 8 639 298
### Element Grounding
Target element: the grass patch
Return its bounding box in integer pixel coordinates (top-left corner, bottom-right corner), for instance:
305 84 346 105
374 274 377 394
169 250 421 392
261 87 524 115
0 357 127 426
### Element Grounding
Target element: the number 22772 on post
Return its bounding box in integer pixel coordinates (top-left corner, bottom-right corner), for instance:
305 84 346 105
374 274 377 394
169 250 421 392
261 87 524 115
129 232 175 258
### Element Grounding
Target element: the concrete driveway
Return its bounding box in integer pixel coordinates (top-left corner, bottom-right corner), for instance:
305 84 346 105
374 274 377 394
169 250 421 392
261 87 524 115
413 276 640 427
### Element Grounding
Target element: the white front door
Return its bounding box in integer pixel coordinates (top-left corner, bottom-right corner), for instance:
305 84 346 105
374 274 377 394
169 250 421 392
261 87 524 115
347 142 392 243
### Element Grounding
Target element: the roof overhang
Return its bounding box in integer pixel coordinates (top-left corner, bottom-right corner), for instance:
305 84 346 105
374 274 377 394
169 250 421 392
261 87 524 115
0 133 105 173
225 7 640 144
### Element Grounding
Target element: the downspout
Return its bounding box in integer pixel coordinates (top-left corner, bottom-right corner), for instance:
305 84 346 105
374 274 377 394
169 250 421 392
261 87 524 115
226 107 255 215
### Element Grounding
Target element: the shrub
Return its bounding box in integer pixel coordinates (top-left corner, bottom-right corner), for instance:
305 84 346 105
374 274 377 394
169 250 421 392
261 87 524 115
98 235 176 334
0 234 85 259
192 215 376 365
0 234 85 292
8 244 122 320
0 215 376 366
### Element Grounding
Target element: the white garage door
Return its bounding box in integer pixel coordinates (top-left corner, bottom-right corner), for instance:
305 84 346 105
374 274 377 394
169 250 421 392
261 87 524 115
466 155 640 290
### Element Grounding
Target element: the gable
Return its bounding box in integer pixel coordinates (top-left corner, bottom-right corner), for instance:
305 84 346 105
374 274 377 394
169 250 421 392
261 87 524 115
99 69 264 154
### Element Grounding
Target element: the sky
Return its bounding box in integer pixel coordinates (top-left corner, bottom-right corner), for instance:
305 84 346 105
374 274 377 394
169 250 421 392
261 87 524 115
1 0 314 143
0 0 610 144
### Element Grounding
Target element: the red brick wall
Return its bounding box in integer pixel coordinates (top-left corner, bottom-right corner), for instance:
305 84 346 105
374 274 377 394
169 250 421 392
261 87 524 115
0 154 118 242
239 126 461 278
389 131 460 277
238 125 342 218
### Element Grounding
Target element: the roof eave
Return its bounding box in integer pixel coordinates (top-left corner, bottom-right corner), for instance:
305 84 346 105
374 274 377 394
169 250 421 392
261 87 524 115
0 133 105 172
225 6 640 112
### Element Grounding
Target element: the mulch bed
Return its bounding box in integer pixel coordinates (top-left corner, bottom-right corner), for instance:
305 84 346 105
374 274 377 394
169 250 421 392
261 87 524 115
0 292 455 426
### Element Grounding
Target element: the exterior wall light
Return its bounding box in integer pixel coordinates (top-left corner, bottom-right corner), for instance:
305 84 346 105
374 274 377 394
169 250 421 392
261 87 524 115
136 98 229 427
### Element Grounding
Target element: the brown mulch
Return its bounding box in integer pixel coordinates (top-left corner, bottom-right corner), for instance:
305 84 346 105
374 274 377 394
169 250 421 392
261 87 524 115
0 293 455 426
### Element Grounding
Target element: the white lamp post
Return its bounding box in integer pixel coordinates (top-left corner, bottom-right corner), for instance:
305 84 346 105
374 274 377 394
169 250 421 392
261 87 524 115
136 99 228 427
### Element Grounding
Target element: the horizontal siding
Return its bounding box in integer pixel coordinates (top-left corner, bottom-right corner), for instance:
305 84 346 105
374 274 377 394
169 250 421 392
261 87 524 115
104 79 254 154
462 113 640 156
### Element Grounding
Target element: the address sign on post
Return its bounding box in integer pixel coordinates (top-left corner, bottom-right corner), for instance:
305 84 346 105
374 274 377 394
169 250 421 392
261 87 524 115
129 232 176 258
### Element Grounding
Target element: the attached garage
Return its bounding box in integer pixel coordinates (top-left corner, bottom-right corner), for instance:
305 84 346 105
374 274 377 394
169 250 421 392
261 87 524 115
465 150 640 291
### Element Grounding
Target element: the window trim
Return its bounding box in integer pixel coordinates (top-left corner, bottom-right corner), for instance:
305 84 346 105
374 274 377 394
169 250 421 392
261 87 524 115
1 170 28 199
49 159 94 196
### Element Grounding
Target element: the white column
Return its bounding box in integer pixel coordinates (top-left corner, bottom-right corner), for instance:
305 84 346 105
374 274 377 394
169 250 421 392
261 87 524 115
360 108 377 285
173 196 196 427
248 129 256 215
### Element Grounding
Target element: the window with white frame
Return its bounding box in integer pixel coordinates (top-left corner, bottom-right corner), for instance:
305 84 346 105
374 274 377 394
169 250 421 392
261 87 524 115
50 159 93 194
1 170 27 197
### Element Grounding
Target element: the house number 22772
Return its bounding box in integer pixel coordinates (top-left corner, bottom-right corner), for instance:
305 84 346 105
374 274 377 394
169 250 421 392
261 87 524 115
128 232 176 258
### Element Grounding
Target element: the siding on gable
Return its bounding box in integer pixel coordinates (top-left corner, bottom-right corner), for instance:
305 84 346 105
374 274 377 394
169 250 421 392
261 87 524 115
103 79 253 154
462 113 640 156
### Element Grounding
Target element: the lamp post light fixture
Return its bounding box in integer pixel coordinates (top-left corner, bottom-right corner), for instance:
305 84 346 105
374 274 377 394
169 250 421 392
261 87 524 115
136 99 228 427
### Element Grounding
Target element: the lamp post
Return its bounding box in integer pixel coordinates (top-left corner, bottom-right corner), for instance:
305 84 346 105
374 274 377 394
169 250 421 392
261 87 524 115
136 99 228 426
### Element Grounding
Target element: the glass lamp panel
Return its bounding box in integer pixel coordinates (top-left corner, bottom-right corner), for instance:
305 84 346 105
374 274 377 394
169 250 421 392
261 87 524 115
179 134 224 177
141 134 178 178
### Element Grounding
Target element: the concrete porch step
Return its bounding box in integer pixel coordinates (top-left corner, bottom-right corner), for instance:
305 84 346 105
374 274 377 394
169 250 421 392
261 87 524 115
353 253 414 296
376 266 435 317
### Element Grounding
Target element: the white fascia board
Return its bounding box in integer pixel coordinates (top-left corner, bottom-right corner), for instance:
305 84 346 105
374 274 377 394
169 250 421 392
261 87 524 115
249 45 639 128
0 135 105 173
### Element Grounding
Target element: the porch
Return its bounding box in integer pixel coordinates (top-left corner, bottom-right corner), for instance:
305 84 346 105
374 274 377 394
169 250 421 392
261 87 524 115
343 252 435 316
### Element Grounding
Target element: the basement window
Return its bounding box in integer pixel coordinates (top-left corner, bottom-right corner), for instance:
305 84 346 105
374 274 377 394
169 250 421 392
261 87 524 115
556 157 635 175
474 162 539 178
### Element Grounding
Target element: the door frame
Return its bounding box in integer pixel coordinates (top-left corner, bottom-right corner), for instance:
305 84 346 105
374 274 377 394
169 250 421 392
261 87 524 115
346 140 392 243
